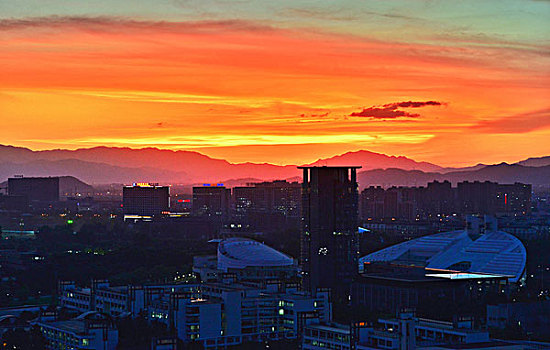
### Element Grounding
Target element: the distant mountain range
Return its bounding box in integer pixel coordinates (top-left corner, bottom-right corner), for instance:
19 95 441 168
0 145 446 184
0 144 548 188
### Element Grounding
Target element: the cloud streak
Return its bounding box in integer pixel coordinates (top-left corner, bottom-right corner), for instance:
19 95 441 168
471 108 550 133
0 16 274 33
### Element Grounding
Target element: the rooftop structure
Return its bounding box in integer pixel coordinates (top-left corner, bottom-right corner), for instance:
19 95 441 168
217 237 294 270
148 280 331 348
194 238 297 283
359 228 526 283
34 311 118 350
303 311 545 350
352 263 509 321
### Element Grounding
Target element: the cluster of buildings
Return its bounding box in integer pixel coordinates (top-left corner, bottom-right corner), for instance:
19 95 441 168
361 181 532 221
52 237 330 349
121 180 301 224
1 167 547 349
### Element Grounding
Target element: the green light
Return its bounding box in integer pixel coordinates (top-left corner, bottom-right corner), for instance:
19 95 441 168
67 220 74 224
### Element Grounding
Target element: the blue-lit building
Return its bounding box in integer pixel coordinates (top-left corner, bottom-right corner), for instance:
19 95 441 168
192 184 231 219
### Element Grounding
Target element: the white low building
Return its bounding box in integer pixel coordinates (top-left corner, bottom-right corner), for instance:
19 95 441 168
359 219 526 284
194 238 298 283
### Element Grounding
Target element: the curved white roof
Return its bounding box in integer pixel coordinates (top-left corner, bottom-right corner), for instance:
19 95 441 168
218 238 294 271
359 230 526 283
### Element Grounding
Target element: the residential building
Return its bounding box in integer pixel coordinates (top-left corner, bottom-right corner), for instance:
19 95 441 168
192 184 231 219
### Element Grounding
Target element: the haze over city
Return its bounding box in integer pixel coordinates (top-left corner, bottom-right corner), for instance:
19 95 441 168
1 0 549 166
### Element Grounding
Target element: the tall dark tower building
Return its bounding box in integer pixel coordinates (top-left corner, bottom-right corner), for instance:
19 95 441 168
299 166 361 298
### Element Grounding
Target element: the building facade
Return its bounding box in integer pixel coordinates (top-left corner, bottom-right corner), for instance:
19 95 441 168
299 166 361 298
8 176 60 202
192 185 231 219
122 183 169 217
352 263 508 321
233 180 301 218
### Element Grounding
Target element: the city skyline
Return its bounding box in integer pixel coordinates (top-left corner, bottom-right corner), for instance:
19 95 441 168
1 0 549 166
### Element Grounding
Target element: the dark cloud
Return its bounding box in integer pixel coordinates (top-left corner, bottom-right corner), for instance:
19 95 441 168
393 101 442 108
350 101 443 119
470 108 550 133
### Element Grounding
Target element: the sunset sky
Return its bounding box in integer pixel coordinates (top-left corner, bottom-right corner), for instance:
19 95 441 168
1 0 549 166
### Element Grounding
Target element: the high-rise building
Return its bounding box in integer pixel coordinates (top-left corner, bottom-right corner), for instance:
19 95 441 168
122 183 169 217
233 180 301 218
299 166 361 298
192 184 231 219
8 176 60 202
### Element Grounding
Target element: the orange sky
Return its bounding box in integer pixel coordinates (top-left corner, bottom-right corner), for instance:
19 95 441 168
1 11 549 166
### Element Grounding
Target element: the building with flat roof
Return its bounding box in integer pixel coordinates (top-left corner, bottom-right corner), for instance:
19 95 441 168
233 180 301 218
122 182 169 217
303 311 545 350
147 280 331 348
8 176 59 202
352 263 509 321
35 311 118 350
299 166 361 299
58 280 199 318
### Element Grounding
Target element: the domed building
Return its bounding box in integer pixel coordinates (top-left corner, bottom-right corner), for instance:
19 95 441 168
194 237 297 282
359 226 526 284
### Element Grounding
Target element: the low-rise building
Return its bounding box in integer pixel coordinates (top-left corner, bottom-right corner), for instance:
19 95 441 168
302 311 540 350
59 280 199 318
35 311 118 350
352 263 509 321
148 280 331 349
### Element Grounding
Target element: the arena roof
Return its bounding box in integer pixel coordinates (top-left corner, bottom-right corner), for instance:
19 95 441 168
217 237 294 271
359 230 526 283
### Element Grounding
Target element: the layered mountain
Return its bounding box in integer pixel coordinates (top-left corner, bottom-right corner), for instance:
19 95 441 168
0 145 443 184
0 145 548 187
0 159 188 185
305 150 444 172
516 156 550 168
